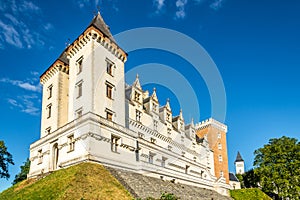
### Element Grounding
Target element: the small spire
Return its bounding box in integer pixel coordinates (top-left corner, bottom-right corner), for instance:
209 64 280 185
133 74 142 90
97 5 100 14
165 98 171 111
151 87 158 102
190 118 195 128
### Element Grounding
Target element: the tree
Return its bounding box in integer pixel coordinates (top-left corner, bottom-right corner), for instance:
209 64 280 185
12 158 30 185
0 140 14 179
243 169 260 188
254 136 300 199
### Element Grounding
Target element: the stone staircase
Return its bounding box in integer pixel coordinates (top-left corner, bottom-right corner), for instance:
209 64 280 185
106 167 233 200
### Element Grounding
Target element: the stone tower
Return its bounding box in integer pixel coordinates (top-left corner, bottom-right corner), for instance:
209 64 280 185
195 118 229 184
235 151 245 174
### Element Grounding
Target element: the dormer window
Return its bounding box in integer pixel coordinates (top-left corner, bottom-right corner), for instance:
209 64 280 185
152 103 157 112
134 91 140 102
166 113 171 122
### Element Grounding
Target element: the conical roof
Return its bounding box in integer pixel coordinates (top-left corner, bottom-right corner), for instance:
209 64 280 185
235 151 244 162
89 12 115 43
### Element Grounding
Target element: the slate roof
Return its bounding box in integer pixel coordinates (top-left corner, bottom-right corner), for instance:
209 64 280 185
57 51 69 65
229 172 239 182
235 151 244 162
89 12 116 43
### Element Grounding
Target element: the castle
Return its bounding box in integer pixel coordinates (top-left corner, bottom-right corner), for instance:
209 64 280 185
28 12 231 196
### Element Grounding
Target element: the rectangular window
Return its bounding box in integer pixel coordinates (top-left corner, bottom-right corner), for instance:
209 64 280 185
77 56 83 74
111 135 120 152
106 84 113 99
76 81 83 98
76 108 83 118
47 104 52 118
217 132 221 139
37 149 43 164
106 109 113 121
134 91 140 102
153 120 158 131
220 170 224 177
152 103 157 112
218 155 223 162
46 127 51 134
167 128 171 135
68 135 75 152
166 113 171 122
149 153 154 164
136 110 142 122
150 137 156 144
48 84 53 99
106 58 114 76
161 157 167 167
185 165 190 174
218 143 222 150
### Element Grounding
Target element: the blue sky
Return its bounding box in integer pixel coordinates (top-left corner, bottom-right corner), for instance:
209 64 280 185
1 0 300 192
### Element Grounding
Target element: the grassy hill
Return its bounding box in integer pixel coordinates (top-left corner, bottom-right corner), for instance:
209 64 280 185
230 188 272 200
0 162 133 200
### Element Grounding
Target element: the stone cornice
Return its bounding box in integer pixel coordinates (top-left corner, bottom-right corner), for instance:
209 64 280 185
40 60 69 85
66 26 127 62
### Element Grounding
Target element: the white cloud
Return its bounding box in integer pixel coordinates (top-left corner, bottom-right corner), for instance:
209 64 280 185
7 98 22 108
0 78 41 92
0 20 23 48
7 95 40 116
175 0 188 19
20 1 40 12
154 0 165 12
0 1 52 49
43 23 54 31
30 71 39 76
210 0 224 10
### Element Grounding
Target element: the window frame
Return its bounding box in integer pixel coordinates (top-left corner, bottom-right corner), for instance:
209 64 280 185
46 127 51 134
105 81 114 99
218 154 223 162
48 84 53 99
68 134 75 152
76 80 83 98
47 104 52 118
76 56 83 74
149 153 154 164
37 149 43 164
111 135 120 153
76 108 83 118
106 108 114 121
106 58 114 76
136 109 142 122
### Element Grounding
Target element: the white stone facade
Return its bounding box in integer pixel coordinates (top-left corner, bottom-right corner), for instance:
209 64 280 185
28 13 230 196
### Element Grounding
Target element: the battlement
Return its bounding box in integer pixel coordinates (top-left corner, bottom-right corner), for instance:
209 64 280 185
195 118 227 133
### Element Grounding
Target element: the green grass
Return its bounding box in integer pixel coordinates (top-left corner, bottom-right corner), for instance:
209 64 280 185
230 188 272 200
0 162 133 200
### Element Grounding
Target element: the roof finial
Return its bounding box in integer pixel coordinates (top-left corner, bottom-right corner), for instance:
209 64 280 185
97 5 100 14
